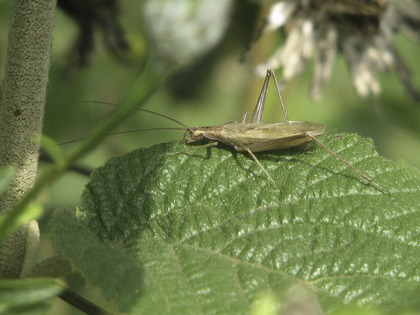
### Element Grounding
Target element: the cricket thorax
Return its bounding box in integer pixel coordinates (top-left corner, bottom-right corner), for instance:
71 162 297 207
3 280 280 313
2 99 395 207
183 126 223 143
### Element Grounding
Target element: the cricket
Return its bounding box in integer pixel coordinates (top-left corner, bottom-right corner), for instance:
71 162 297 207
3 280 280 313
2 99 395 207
173 69 388 194
61 70 389 194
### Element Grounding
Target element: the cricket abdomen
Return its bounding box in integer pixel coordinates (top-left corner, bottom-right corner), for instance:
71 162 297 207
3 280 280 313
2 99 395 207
219 120 325 152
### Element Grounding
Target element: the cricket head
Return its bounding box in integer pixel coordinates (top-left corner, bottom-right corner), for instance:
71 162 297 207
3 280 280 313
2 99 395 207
183 128 205 144
183 126 222 144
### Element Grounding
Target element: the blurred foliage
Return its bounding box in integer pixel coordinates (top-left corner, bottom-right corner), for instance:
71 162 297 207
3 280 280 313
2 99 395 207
0 278 62 314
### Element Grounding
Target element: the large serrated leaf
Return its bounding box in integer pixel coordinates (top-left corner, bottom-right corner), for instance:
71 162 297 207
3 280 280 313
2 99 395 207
57 133 420 313
50 208 144 311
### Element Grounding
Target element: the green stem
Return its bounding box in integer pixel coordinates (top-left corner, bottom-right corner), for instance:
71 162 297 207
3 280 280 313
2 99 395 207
0 0 56 278
0 64 178 244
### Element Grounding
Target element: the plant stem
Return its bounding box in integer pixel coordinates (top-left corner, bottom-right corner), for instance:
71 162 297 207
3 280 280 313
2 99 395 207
0 63 177 248
0 0 56 278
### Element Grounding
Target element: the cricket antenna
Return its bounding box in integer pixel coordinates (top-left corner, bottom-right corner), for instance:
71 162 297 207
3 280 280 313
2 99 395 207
135 108 192 131
66 101 193 131
56 127 187 146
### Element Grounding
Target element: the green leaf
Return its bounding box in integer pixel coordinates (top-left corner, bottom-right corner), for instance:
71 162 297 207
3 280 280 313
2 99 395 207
50 208 144 311
0 278 62 315
60 134 420 313
0 203 43 245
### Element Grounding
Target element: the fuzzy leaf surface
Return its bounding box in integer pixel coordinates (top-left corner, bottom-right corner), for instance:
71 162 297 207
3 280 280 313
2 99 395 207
56 134 420 313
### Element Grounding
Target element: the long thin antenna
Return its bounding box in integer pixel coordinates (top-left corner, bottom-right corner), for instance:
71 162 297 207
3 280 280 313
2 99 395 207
135 108 192 131
63 100 193 131
56 127 186 146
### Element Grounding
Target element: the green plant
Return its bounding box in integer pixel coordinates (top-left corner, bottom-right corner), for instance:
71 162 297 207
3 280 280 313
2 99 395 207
52 136 420 313
1 1 420 314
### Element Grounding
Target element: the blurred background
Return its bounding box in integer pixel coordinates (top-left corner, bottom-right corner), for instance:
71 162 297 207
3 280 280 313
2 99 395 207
1 0 419 210
1 1 420 313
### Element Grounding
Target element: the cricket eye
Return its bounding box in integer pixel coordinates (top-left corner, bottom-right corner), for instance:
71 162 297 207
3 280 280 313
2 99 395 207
192 130 206 141
183 130 203 143
183 131 198 144
182 132 191 144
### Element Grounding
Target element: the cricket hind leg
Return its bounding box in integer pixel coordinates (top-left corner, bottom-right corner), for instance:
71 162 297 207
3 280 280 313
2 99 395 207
241 111 252 123
305 133 390 194
269 69 290 122
251 69 290 124
250 70 270 123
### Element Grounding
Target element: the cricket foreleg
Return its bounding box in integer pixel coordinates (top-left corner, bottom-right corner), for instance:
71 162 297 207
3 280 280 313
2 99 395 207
170 141 218 156
306 134 390 194
238 145 275 185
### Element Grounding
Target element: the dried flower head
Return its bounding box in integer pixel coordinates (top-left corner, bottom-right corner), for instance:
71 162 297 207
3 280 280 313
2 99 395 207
144 0 233 66
255 0 420 100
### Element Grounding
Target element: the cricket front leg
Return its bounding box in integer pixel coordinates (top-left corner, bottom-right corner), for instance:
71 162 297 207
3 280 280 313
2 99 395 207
235 144 275 185
170 140 218 156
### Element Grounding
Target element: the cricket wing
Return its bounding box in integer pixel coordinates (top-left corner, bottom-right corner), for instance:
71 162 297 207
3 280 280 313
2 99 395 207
220 121 325 152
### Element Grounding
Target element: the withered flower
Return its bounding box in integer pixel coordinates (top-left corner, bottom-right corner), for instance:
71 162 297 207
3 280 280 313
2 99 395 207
255 0 420 100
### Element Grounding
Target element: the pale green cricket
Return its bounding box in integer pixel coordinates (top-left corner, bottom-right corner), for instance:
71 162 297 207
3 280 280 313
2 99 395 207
179 69 389 194
61 70 389 193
